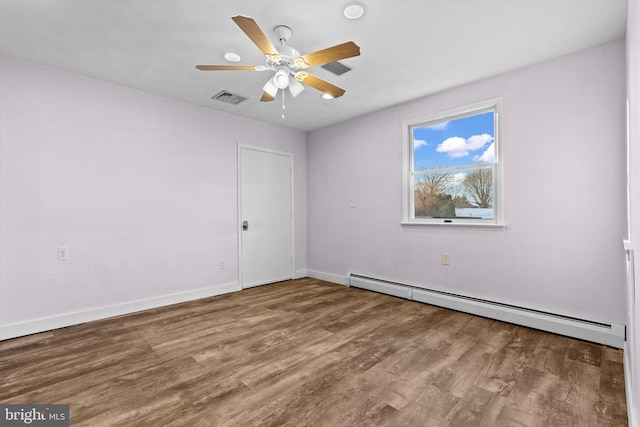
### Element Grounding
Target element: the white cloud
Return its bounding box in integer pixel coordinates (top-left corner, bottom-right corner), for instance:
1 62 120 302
466 134 493 150
429 121 450 131
436 134 494 159
474 142 495 163
436 136 469 158
413 139 428 150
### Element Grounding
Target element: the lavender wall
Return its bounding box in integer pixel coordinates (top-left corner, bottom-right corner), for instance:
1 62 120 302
0 36 629 351
626 0 639 422
308 39 627 325
0 56 307 327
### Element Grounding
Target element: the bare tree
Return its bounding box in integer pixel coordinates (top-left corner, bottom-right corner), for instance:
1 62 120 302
414 169 455 217
463 168 493 208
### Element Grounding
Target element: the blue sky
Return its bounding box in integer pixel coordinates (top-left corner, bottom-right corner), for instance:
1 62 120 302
413 111 495 171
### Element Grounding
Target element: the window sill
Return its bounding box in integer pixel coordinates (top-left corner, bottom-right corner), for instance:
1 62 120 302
401 221 505 230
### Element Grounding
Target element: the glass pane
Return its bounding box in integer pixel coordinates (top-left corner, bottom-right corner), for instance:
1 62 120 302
412 111 495 172
413 167 494 219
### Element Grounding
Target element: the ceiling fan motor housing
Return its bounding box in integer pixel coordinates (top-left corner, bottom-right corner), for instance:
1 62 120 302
266 44 302 76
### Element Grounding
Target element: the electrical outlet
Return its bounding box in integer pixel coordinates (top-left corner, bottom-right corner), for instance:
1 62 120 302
57 246 69 260
441 253 450 266
219 259 225 269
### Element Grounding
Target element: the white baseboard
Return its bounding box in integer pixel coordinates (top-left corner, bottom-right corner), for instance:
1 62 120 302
625 343 639 427
294 269 308 279
307 270 347 286
346 272 625 349
0 282 240 341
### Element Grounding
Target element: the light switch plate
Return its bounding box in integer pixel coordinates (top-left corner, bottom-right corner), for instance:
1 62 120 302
57 247 69 260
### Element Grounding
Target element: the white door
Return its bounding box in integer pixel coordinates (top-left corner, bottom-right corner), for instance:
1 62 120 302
238 145 294 288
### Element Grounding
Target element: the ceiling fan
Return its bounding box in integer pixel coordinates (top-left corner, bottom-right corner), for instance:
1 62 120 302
196 16 360 102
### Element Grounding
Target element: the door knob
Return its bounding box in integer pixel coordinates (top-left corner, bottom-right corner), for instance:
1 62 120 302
242 220 249 231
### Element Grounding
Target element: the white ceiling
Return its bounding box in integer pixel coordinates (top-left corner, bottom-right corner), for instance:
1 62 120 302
0 0 628 132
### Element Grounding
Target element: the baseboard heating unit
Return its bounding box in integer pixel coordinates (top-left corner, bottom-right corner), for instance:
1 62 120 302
346 273 625 348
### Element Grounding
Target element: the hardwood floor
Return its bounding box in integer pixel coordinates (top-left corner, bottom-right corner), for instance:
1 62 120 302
0 278 628 426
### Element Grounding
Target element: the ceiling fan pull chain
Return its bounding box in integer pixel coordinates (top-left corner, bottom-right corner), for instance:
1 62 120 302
281 89 286 119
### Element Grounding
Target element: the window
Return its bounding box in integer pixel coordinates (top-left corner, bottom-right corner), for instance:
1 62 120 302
402 98 503 227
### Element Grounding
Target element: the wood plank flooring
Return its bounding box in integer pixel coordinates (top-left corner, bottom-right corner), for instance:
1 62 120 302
0 278 628 426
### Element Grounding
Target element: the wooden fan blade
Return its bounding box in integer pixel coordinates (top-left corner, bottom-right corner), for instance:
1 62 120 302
296 72 346 98
232 15 279 57
260 91 275 102
196 65 256 71
296 41 360 68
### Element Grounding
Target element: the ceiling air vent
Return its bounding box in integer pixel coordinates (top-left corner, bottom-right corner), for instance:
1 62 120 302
212 90 247 105
321 61 351 76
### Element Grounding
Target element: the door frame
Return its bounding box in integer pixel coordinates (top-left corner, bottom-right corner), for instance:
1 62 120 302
237 144 295 289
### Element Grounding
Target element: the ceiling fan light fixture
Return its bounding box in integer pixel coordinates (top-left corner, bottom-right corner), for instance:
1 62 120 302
343 1 367 20
289 78 305 97
263 78 278 97
273 69 290 89
222 52 242 62
322 93 335 100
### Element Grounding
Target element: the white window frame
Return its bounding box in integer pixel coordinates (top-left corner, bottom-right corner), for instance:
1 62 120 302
402 97 504 229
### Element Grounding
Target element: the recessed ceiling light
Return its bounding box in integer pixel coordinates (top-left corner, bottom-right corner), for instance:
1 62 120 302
322 93 334 100
343 1 366 20
223 52 242 63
